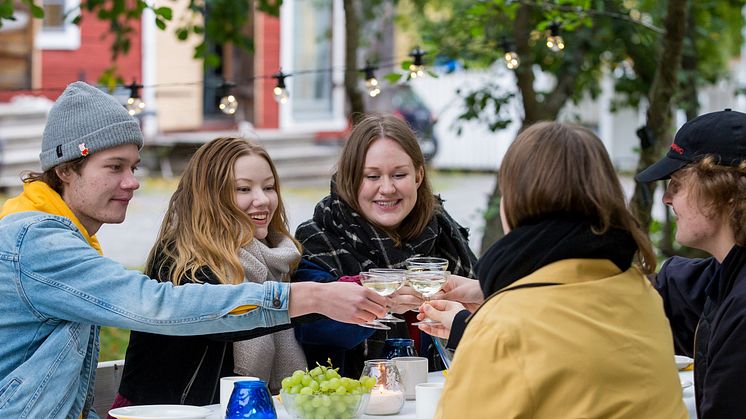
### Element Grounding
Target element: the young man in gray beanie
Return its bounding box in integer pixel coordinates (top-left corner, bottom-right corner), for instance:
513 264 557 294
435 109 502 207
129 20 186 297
636 109 746 418
0 81 386 419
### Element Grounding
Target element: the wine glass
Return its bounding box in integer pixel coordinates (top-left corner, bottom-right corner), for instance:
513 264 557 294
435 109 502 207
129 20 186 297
367 269 407 323
360 271 405 324
404 256 449 272
404 257 449 313
407 270 450 326
355 272 392 330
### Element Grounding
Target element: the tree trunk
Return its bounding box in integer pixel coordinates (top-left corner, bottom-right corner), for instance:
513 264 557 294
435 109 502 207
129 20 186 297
343 0 365 124
630 0 689 232
479 3 584 253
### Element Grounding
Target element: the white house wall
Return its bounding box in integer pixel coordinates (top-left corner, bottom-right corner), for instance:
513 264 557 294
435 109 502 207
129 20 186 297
411 64 742 173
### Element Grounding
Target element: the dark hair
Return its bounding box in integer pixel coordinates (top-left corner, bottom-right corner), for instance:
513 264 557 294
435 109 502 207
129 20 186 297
21 157 87 195
677 156 746 247
335 114 435 243
499 121 656 273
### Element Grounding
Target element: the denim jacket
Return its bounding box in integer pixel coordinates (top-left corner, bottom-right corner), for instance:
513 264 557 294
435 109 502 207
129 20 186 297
0 211 291 418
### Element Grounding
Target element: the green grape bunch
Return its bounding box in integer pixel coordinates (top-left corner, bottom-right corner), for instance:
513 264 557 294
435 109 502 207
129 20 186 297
280 360 377 419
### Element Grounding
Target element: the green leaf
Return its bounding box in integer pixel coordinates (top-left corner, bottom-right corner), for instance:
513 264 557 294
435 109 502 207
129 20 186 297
426 70 439 78
400 60 413 71
205 52 221 69
97 67 119 92
29 3 44 18
175 27 189 41
470 25 484 38
383 72 403 84
72 15 82 25
155 17 166 30
194 42 206 59
155 6 172 20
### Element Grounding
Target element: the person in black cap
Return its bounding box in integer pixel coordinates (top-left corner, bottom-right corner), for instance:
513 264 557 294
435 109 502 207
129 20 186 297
636 108 746 419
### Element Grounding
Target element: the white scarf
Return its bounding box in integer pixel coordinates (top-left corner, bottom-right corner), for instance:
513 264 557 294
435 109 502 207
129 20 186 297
233 232 307 393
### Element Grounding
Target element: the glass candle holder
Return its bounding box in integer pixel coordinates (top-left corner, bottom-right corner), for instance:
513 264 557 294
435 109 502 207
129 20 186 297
360 359 405 415
226 379 277 419
382 338 417 359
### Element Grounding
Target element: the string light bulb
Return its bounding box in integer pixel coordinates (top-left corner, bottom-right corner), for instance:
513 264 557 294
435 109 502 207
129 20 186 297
408 46 426 79
546 21 565 52
272 70 290 104
218 81 238 115
362 63 381 97
126 80 145 116
501 38 520 70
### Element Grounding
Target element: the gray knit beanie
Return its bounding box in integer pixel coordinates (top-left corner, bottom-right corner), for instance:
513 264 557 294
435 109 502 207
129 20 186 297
40 81 144 171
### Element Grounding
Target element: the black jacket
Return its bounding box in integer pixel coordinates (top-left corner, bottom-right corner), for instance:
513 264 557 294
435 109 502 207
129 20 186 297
656 246 746 419
117 258 320 405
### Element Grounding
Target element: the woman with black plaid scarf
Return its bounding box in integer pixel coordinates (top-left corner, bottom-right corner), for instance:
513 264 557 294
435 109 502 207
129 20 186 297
292 115 478 377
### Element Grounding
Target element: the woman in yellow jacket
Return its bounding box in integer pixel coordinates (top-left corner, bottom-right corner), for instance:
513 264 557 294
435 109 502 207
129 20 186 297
420 122 687 418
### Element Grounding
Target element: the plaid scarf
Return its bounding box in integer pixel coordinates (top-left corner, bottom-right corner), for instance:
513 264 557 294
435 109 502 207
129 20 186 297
295 188 477 278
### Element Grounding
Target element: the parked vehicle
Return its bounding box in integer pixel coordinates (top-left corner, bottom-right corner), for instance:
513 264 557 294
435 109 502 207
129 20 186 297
390 85 438 161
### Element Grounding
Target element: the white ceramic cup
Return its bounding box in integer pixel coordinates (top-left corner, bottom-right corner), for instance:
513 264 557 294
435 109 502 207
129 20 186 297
415 382 444 419
393 356 429 400
220 376 259 418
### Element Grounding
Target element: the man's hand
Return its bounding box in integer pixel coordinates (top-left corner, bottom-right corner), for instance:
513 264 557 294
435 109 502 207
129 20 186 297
289 282 388 324
415 299 465 338
386 285 425 314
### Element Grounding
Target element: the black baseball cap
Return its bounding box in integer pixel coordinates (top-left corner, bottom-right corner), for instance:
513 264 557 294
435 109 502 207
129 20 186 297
636 108 746 182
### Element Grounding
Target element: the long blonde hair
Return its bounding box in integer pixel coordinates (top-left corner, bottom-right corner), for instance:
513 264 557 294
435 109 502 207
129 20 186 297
146 137 300 285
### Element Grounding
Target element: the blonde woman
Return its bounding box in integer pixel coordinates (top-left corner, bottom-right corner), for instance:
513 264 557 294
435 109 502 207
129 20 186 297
111 138 319 408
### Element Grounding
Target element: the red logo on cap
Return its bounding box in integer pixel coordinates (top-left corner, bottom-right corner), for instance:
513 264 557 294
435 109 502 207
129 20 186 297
79 143 89 157
671 143 684 155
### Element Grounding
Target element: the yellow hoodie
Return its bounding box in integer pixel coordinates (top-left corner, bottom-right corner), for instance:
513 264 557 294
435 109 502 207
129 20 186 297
1 181 102 255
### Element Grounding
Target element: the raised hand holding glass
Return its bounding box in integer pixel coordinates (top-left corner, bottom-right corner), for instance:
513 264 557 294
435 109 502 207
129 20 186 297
366 269 406 323
407 270 450 326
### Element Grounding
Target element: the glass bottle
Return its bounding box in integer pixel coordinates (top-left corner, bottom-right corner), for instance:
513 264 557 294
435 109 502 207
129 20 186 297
360 359 405 415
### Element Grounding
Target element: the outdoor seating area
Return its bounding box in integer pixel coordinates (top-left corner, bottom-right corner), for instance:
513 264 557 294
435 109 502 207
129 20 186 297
2 1 746 419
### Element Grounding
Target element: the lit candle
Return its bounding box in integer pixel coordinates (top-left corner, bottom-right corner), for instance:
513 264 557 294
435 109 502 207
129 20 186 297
365 384 405 415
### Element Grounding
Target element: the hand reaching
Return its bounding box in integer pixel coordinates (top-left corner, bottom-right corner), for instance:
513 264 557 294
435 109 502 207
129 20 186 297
415 299 465 338
431 274 483 311
289 282 388 324
387 285 425 314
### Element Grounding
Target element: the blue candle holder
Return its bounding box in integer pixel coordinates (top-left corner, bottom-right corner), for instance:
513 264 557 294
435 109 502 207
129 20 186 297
226 379 277 419
382 338 417 359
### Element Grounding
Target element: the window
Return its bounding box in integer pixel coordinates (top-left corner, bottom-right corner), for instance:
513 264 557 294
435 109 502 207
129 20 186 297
42 0 66 30
290 0 334 121
35 0 80 50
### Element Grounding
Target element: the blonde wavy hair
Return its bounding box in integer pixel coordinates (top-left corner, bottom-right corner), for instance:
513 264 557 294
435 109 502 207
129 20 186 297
676 155 746 247
146 137 300 285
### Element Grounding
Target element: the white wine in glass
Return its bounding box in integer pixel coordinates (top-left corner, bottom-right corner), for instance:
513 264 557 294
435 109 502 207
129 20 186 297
408 270 450 326
361 270 405 323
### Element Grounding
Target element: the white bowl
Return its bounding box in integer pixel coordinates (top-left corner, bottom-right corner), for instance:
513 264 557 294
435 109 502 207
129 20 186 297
108 404 211 419
675 355 694 370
